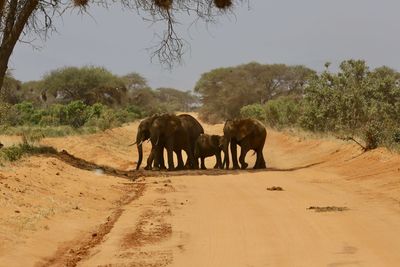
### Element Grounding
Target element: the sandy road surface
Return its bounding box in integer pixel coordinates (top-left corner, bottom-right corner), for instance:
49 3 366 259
1 117 400 266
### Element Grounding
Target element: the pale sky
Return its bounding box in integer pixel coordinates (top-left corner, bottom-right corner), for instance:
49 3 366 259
9 0 400 90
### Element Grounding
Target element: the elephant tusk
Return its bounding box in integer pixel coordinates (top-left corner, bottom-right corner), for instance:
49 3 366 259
128 141 137 146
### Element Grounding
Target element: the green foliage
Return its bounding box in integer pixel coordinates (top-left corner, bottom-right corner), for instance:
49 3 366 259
121 72 148 90
195 62 315 122
196 59 400 150
128 87 199 116
0 71 22 104
264 97 300 128
42 66 126 105
0 143 57 162
299 60 400 149
393 131 400 143
62 100 90 128
240 104 266 121
0 100 144 135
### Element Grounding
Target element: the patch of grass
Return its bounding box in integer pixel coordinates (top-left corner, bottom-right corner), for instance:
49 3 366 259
0 125 100 138
0 143 57 162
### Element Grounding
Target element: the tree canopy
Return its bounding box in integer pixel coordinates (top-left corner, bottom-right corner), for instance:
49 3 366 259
42 66 126 106
194 62 315 122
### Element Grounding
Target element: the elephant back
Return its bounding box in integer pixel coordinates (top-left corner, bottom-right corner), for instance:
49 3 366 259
178 114 204 140
152 114 183 137
223 118 266 141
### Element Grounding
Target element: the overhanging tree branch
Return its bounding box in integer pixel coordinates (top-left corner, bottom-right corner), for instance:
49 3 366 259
0 0 246 92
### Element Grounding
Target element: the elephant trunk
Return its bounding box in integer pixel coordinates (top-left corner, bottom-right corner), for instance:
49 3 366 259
136 132 144 170
136 142 143 170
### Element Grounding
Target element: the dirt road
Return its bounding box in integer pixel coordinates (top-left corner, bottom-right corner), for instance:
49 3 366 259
1 117 400 266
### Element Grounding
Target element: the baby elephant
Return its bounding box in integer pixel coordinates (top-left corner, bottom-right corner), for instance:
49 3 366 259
194 134 224 169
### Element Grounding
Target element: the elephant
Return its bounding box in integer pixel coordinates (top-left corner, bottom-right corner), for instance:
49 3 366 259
222 118 267 170
177 114 204 169
194 134 224 169
150 113 194 171
134 114 166 170
134 113 204 171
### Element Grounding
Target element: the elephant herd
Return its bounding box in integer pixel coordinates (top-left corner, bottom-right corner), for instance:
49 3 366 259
133 113 267 171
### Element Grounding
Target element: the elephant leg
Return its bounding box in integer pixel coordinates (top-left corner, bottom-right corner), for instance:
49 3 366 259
239 145 249 170
190 140 199 169
222 144 229 169
213 157 218 169
152 146 164 171
176 150 185 170
230 139 240 169
186 145 195 170
201 157 206 170
254 148 267 169
159 147 167 170
144 147 155 170
165 141 175 171
193 155 200 170
183 149 191 169
192 153 199 169
214 151 222 169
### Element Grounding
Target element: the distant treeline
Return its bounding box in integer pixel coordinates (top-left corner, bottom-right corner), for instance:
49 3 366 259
196 60 400 150
1 66 199 115
0 66 199 136
2 61 400 150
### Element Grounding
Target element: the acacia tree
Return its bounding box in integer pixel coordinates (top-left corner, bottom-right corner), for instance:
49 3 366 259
0 0 242 92
195 62 315 121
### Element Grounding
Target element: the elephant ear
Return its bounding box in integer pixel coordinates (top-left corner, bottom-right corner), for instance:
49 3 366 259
223 120 235 137
167 119 180 135
236 122 256 141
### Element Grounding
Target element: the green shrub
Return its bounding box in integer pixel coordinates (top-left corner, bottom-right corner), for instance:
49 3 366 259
264 97 300 128
64 100 90 128
1 145 26 161
125 105 143 117
88 103 107 118
0 143 57 162
393 130 400 143
86 108 119 131
361 120 384 150
14 101 35 124
240 104 266 121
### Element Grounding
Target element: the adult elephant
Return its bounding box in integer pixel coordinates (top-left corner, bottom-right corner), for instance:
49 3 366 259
222 118 267 170
150 114 195 171
177 114 204 169
134 114 166 170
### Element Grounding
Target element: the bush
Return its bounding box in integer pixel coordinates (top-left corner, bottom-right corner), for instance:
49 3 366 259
264 97 300 128
240 104 266 121
63 100 90 128
393 130 400 143
0 100 143 137
361 120 384 150
0 143 57 161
